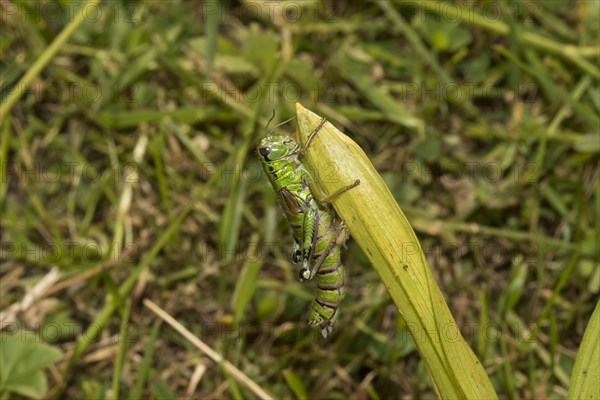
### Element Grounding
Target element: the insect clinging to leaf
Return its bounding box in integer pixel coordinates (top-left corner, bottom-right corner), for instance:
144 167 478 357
257 114 359 337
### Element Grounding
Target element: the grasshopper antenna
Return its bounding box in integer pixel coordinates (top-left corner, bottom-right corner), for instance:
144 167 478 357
264 109 276 134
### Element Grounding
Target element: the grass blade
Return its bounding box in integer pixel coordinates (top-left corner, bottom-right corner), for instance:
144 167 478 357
204 0 222 75
131 320 162 400
568 299 600 399
231 234 262 323
111 300 132 399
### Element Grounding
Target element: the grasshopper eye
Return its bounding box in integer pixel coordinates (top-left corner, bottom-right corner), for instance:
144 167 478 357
259 146 271 157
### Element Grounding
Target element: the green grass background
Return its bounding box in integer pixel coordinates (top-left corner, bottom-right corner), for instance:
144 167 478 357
1 0 598 398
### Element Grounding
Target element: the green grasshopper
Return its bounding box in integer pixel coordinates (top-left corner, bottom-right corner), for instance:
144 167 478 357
257 117 359 337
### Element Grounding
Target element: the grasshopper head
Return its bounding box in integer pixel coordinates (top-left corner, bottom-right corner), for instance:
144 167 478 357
257 136 299 161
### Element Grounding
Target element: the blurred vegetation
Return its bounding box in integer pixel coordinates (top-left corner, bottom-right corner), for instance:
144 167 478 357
1 0 598 399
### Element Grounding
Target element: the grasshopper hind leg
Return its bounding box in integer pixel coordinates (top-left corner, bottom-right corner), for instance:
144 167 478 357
308 221 349 280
